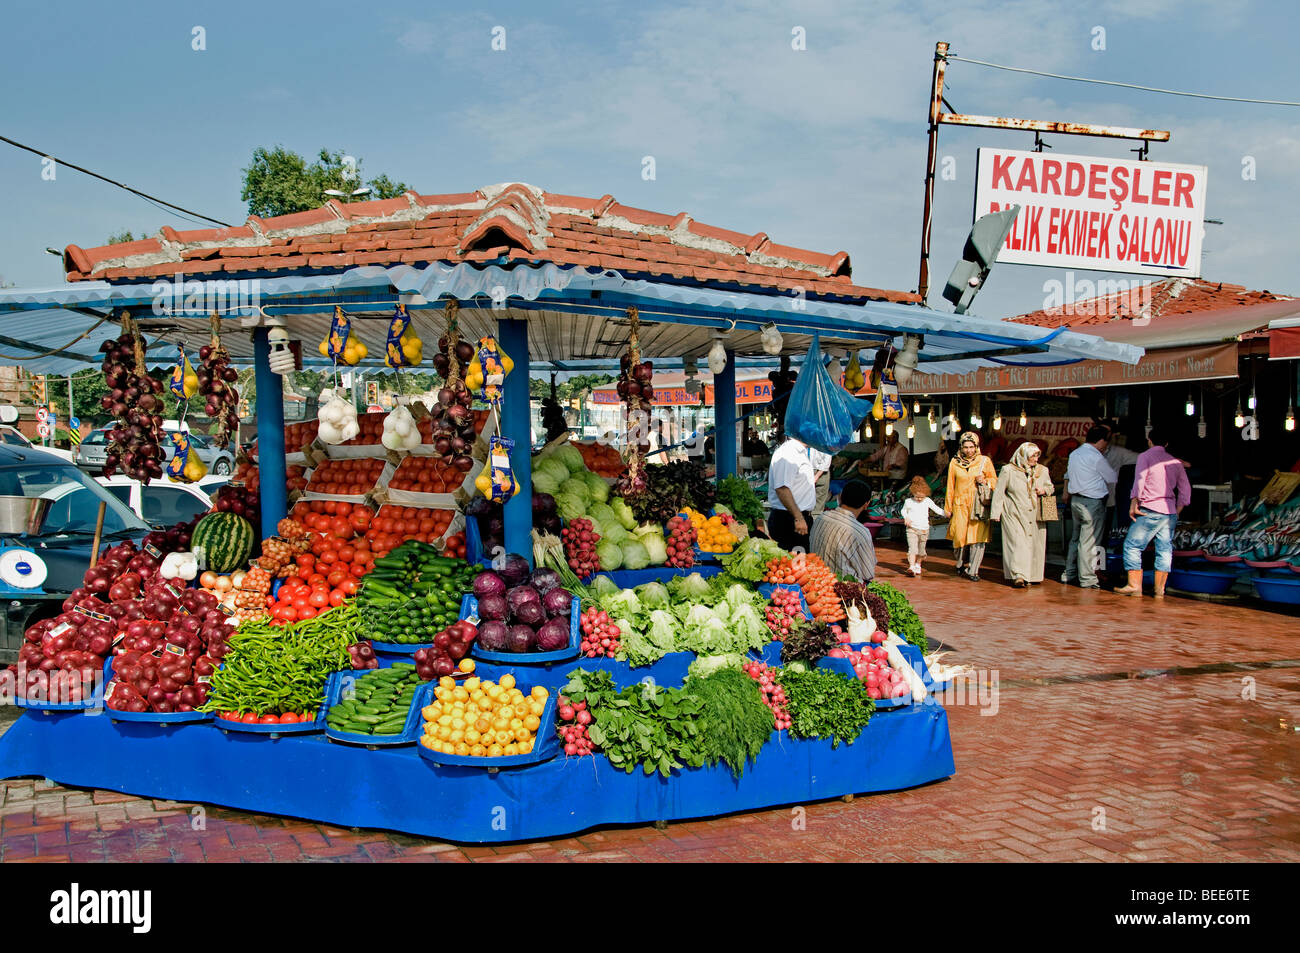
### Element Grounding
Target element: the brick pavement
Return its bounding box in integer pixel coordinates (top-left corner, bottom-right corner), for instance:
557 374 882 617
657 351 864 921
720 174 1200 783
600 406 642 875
1 541 1297 862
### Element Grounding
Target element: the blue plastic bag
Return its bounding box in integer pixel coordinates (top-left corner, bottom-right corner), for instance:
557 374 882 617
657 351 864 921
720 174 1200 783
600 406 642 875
783 335 872 454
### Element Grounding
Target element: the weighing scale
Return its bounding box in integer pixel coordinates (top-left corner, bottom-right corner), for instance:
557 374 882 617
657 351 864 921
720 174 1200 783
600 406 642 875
0 496 50 595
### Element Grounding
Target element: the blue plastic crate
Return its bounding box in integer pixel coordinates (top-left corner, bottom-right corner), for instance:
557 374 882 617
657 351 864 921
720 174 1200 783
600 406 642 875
370 638 428 655
463 594 581 664
600 566 723 588
814 654 910 710
102 656 212 726
464 514 490 567
322 669 429 746
416 687 559 768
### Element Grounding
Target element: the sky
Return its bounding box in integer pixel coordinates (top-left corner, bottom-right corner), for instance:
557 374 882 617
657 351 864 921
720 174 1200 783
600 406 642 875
1 0 1297 321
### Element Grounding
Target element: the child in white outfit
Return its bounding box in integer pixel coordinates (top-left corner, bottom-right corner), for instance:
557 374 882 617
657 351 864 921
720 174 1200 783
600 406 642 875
900 476 947 575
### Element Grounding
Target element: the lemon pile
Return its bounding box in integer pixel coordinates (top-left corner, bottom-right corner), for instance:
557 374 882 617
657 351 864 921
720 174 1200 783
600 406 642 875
420 669 548 758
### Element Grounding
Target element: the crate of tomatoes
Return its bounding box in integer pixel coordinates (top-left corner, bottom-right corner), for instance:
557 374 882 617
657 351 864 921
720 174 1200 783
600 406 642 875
363 504 467 560
385 454 477 497
303 457 393 501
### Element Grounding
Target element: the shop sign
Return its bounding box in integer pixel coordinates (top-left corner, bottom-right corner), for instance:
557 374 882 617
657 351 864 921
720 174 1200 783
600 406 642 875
591 378 773 406
901 341 1237 395
974 148 1207 277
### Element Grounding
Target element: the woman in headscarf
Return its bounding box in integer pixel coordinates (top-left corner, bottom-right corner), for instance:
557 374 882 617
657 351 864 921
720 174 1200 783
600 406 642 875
990 441 1055 588
945 431 997 581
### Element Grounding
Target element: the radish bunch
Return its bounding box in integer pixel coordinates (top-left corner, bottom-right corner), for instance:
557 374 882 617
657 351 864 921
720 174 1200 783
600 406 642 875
664 515 697 568
561 518 601 580
764 586 803 639
556 694 594 755
579 607 621 658
827 635 908 700
742 661 791 731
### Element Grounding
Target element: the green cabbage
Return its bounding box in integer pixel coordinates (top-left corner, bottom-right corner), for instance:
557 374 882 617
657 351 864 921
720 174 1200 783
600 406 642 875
641 533 668 566
556 493 587 523
611 499 637 531
687 654 747 679
559 477 590 503
532 470 561 497
597 539 624 571
621 540 650 571
584 471 610 503
634 581 670 608
589 574 620 600
553 444 587 474
728 603 768 642
668 572 713 601
587 503 616 530
600 587 641 619
601 523 629 545
537 457 570 486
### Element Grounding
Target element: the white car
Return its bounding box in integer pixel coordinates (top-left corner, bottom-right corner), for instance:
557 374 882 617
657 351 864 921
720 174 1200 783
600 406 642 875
0 424 75 462
94 475 228 528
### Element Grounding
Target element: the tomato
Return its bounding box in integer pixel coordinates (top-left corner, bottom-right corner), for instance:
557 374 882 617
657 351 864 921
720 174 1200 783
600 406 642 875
337 546 355 564
259 714 280 724
309 590 330 608
273 604 298 622
295 553 315 570
329 589 346 607
326 569 348 588
307 572 327 587
351 562 368 579
324 501 338 516
330 516 354 538
350 509 372 531
340 578 359 596
279 712 300 724
319 549 338 565
240 712 259 723
297 606 317 621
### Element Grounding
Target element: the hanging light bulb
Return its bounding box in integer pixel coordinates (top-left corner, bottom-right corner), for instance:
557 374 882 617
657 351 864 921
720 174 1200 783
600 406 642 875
1248 385 1257 411
992 409 1002 431
864 421 873 438
928 408 937 433
1185 391 1195 416
707 334 727 375
913 398 921 414
1286 407 1296 432
885 421 894 437
906 422 916 439
1234 399 1245 428
1197 406 1207 440
969 409 979 426
1019 405 1027 427
950 409 961 434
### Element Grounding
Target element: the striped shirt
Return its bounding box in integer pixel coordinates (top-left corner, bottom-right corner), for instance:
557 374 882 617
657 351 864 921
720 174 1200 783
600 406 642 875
809 508 877 582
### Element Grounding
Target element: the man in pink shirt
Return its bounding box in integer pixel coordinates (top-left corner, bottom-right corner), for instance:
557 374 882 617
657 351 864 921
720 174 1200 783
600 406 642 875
1115 428 1191 598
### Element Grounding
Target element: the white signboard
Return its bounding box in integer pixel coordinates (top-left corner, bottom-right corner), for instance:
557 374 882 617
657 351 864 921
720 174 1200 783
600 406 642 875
974 147 1208 277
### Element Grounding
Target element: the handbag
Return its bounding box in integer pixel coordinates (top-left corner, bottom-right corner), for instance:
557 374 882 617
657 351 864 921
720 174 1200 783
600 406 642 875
972 479 993 521
1036 493 1060 522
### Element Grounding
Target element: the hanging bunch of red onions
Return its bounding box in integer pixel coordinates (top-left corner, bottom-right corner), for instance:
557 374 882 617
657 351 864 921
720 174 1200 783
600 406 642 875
613 307 651 497
427 302 476 470
98 319 166 484
198 316 239 447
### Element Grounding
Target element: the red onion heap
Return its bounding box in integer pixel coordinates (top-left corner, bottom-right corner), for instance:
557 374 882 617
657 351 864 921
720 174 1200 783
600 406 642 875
198 317 239 448
426 306 477 471
612 307 652 497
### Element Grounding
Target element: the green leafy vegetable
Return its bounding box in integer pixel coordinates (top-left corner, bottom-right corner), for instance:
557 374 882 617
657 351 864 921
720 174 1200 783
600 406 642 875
684 668 773 777
719 536 786 583
868 581 926 651
775 668 875 748
780 618 837 666
716 474 765 530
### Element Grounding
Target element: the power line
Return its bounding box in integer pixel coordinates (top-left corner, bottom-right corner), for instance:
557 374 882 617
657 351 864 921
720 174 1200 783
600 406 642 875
947 54 1300 107
0 132 235 228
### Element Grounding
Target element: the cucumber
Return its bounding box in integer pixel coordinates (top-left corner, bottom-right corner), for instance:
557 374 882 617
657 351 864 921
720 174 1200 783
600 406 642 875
351 714 383 725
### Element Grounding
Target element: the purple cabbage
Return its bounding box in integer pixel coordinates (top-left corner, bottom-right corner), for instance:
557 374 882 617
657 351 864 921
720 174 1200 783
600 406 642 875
529 567 561 595
473 571 506 600
478 620 510 652
542 587 573 617
477 594 509 622
500 553 531 587
533 492 556 516
536 616 571 652
506 584 540 614
512 599 547 627
507 625 535 653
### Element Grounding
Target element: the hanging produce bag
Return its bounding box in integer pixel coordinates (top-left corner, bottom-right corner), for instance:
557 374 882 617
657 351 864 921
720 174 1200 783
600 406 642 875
319 306 367 365
783 335 872 454
384 304 423 367
465 336 513 407
169 346 198 400
871 363 905 421
475 434 520 501
164 430 207 483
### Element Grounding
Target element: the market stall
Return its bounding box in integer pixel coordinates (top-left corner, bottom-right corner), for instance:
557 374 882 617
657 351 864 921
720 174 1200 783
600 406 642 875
0 183 1141 840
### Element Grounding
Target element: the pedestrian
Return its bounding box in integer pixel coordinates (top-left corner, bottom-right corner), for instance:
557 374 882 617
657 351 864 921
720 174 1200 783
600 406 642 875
766 434 817 552
900 475 946 576
867 430 909 482
1115 428 1191 598
945 431 997 581
810 480 876 581
1061 425 1117 589
990 441 1054 588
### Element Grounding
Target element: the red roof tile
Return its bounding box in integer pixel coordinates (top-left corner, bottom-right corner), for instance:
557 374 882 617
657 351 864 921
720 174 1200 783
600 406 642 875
1009 278 1292 327
62 181 918 304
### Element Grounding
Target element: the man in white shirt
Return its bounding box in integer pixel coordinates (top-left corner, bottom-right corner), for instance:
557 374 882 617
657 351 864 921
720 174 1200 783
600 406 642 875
1061 426 1117 589
767 435 818 551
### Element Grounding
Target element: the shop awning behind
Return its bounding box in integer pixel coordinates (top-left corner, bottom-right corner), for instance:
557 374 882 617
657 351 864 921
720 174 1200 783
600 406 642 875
1269 319 1300 360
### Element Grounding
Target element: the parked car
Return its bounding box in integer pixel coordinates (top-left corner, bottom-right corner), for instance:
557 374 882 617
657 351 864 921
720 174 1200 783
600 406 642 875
75 427 235 475
0 444 151 664
0 424 75 462
95 475 226 528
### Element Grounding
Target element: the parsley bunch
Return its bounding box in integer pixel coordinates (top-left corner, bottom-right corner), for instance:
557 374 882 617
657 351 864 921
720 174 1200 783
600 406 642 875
774 668 874 748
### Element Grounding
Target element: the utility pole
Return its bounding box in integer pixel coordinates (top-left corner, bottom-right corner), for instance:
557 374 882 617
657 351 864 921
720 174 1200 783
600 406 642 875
916 40 1171 304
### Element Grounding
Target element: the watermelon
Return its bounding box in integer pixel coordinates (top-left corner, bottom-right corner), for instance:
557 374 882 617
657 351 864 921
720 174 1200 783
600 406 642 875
191 512 255 572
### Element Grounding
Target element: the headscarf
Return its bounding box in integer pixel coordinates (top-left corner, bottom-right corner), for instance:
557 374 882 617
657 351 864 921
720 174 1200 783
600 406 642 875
1009 441 1040 472
956 432 981 468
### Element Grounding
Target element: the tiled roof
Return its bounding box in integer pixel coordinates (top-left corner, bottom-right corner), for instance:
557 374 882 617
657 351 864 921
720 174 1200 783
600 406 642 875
1009 278 1291 327
63 182 918 304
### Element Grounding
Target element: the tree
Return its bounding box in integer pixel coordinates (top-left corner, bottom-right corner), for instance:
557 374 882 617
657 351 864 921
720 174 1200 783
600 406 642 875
240 147 411 218
49 368 110 424
107 231 135 245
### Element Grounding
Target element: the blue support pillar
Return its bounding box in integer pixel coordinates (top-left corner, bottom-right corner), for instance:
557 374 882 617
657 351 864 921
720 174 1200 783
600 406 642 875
497 317 533 566
716 349 737 479
252 327 287 539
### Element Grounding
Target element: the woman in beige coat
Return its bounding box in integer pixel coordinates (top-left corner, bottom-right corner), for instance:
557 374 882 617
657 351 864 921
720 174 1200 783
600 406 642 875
945 432 997 582
990 442 1054 587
